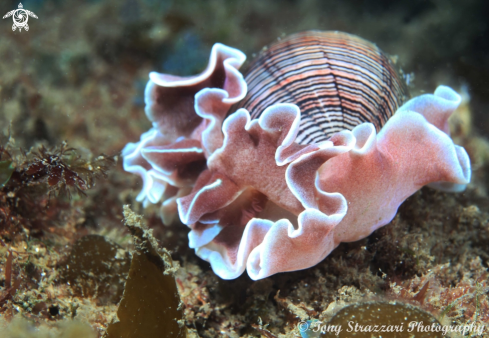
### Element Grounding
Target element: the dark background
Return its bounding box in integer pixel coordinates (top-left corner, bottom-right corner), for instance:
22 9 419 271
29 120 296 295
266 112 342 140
1 0 488 145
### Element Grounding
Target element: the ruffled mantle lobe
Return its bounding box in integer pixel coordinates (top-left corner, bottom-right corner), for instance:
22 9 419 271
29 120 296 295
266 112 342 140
122 44 247 224
124 43 471 280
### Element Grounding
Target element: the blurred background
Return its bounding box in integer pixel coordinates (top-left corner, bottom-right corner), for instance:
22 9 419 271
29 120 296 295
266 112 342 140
0 0 488 156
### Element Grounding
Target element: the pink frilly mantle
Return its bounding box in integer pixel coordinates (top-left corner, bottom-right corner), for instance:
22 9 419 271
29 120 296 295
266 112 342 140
123 43 471 280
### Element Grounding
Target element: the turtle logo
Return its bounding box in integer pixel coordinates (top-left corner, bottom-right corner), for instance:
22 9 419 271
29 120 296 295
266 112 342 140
3 3 38 32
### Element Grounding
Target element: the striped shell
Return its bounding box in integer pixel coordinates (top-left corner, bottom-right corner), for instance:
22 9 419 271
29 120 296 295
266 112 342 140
235 31 409 144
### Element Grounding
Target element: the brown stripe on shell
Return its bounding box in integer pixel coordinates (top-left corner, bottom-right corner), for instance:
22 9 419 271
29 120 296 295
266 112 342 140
233 31 409 144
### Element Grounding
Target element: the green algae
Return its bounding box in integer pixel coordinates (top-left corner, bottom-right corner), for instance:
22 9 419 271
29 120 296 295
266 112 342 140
3 318 97 338
104 252 184 338
104 206 184 338
61 235 131 304
0 160 14 188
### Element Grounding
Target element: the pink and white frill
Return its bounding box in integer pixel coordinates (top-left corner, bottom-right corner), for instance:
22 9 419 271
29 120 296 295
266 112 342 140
123 43 471 280
122 44 247 224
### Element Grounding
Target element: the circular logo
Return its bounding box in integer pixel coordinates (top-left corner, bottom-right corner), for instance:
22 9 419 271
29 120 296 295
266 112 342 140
13 9 27 26
297 321 309 332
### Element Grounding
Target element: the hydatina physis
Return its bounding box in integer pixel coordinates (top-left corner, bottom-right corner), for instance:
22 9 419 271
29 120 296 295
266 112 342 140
123 31 470 280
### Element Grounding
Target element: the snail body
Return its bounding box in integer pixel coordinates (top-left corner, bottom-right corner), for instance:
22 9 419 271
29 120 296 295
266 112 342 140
237 31 409 143
124 30 470 280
